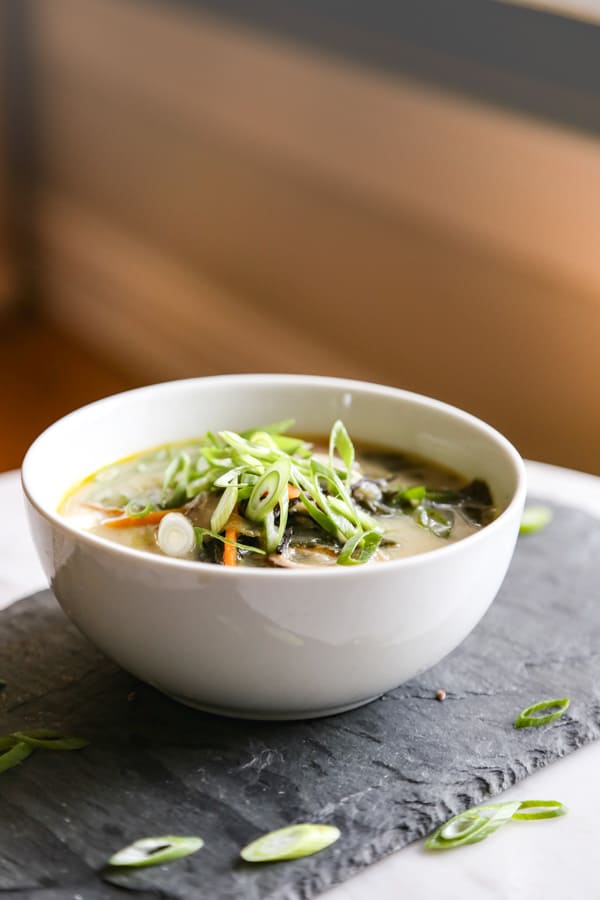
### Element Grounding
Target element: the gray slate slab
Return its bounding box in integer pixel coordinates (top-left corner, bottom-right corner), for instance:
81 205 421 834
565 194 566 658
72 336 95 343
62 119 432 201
1 502 599 899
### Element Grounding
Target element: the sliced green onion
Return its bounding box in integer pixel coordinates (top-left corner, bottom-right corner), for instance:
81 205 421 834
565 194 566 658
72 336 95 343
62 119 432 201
220 431 274 459
240 824 340 863
246 431 280 452
425 801 522 850
264 488 289 554
396 485 426 505
272 434 307 454
213 467 244 488
194 527 266 556
329 419 355 478
297 489 339 537
12 730 89 750
337 530 382 566
513 800 568 820
161 452 192 505
246 459 291 522
108 835 204 868
210 483 239 533
312 459 360 528
157 513 196 557
125 500 156 519
519 505 553 535
241 419 296 438
0 740 33 773
514 698 570 728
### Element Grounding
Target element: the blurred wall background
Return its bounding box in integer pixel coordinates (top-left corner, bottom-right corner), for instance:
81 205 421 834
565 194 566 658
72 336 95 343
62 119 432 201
1 0 600 473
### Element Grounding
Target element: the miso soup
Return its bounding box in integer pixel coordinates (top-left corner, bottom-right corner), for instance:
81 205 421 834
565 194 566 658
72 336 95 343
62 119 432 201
60 420 496 567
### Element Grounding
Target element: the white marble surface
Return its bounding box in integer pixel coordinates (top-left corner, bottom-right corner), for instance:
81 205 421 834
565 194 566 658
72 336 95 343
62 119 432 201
3 462 600 899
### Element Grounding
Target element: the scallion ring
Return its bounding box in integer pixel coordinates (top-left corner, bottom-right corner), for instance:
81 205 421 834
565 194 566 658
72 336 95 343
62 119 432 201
425 801 522 850
512 800 568 820
12 729 89 750
337 530 382 566
246 459 291 522
329 419 355 478
0 740 34 773
210 483 239 534
519 505 553 535
108 835 204 868
240 824 340 863
157 513 196 557
514 698 570 728
125 500 155 518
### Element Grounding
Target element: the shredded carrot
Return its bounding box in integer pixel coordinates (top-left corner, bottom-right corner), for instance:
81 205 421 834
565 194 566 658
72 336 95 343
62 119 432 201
287 484 301 500
103 509 181 529
223 527 238 566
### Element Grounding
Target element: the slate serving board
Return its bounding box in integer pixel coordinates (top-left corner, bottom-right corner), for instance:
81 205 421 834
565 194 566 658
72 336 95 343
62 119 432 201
1 502 600 900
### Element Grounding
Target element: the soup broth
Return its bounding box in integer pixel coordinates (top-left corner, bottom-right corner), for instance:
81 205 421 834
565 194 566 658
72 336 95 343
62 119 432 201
60 422 496 568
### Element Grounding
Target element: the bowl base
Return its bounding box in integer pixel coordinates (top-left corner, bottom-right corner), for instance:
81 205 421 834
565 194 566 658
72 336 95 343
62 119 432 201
163 690 382 721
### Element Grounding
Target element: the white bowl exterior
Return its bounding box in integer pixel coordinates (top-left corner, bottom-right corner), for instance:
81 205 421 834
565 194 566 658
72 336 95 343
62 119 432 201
22 375 526 718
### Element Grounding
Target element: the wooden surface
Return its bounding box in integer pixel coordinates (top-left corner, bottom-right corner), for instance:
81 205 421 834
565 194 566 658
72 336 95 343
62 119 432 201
27 0 600 476
0 313 136 473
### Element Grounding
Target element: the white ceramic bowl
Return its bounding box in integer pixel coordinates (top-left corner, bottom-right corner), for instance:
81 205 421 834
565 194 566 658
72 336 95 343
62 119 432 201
22 375 526 719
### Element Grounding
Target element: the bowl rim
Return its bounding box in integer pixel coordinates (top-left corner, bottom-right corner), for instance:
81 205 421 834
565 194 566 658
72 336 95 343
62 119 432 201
22 373 527 579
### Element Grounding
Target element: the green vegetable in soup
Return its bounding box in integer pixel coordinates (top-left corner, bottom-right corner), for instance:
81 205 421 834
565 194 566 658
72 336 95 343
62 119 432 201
60 421 496 568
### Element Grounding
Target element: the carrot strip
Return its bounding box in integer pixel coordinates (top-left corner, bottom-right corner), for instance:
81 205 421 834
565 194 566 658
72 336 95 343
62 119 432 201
223 527 238 566
103 509 181 529
287 484 301 500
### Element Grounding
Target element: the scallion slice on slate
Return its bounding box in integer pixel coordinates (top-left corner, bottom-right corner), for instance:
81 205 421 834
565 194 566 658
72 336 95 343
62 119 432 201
425 802 521 850
426 798 567 850
519 505 553 535
11 729 89 750
514 698 570 728
240 824 341 862
512 800 568 820
108 835 204 868
0 741 33 773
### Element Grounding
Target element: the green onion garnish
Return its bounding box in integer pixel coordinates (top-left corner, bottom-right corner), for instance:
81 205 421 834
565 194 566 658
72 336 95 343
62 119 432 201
194 527 266 556
125 500 156 519
329 419 355 479
512 800 568 820
425 801 521 850
241 419 296 438
425 798 567 850
108 835 204 868
519 505 553 535
0 740 33 773
514 698 570 728
127 420 385 565
157 513 196 557
337 530 382 566
240 824 340 862
246 459 291 522
396 485 426 505
11 729 89 750
210 482 239 534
